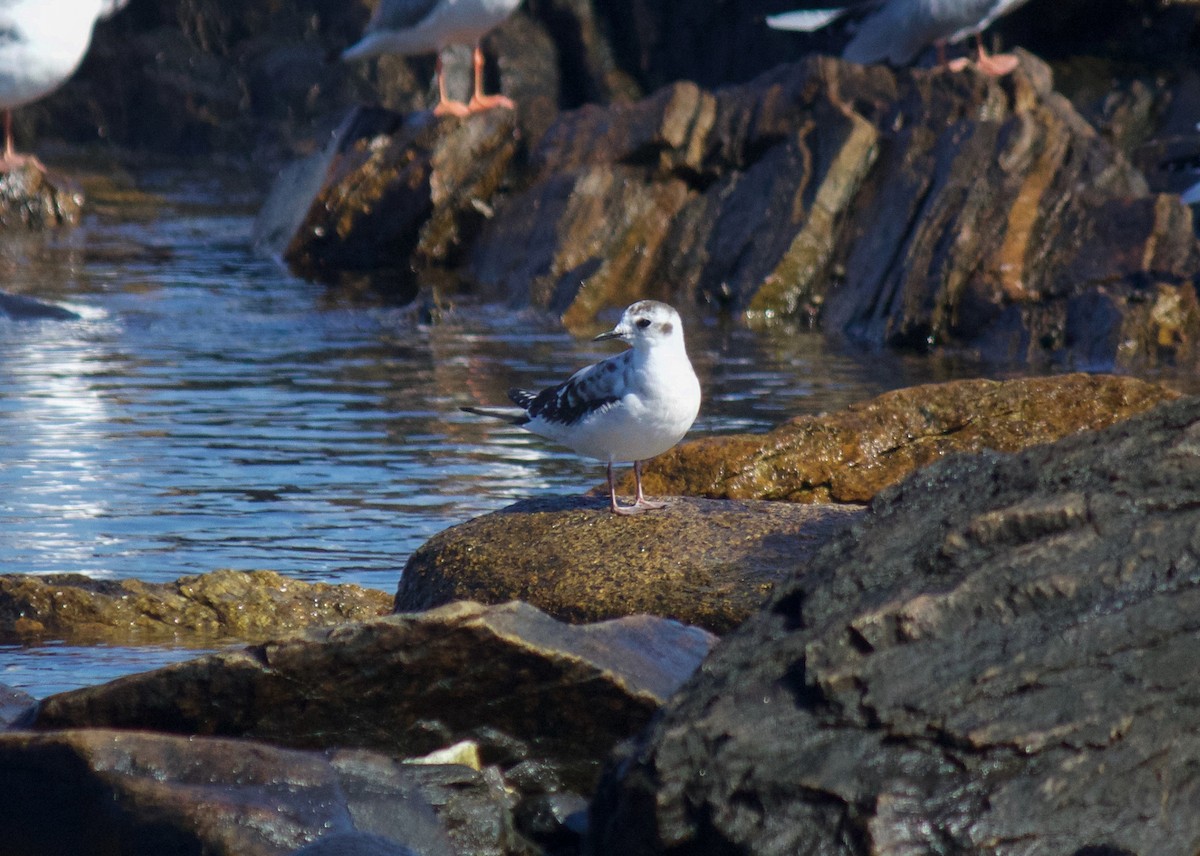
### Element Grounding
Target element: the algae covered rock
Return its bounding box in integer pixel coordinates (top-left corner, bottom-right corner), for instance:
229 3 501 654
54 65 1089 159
627 373 1179 502
396 496 862 634
0 569 392 646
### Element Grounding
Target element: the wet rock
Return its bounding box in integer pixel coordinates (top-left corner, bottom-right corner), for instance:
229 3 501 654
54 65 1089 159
0 289 82 320
590 393 1200 854
624 373 1179 503
0 729 484 856
290 49 1200 367
0 569 392 646
0 683 35 729
280 107 519 298
0 164 84 230
31 600 715 792
395 496 863 634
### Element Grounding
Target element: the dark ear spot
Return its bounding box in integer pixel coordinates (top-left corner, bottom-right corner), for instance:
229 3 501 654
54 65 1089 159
661 321 673 335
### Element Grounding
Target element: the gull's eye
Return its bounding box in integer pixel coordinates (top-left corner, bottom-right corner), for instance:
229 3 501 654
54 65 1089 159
636 318 652 329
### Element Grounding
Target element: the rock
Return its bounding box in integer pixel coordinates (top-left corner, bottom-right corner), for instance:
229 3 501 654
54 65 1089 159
395 496 863 634
0 569 392 646
590 393 1200 854
0 683 35 729
622 373 1179 502
0 164 83 230
31 600 716 792
0 729 491 856
0 289 82 320
280 107 520 298
278 47 1200 367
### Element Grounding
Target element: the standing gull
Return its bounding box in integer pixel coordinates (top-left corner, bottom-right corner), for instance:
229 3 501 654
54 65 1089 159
463 301 702 516
0 0 124 171
767 0 1034 76
342 0 523 118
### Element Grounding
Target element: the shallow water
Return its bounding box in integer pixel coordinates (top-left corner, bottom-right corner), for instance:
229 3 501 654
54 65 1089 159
0 161 1031 697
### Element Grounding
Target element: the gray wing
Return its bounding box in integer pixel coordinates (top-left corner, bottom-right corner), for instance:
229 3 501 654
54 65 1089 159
367 0 442 32
510 352 629 427
844 0 1015 64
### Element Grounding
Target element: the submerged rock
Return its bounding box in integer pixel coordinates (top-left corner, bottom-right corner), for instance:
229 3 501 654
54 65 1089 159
0 569 392 646
0 729 499 856
590 393 1200 854
625 373 1179 502
396 496 861 634
32 600 715 792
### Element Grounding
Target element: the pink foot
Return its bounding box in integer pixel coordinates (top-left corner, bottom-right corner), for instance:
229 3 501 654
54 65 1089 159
610 501 647 516
0 152 45 173
945 57 972 73
468 93 515 113
975 52 1020 77
433 99 472 118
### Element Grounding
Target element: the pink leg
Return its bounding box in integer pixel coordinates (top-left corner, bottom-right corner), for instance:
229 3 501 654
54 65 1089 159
0 110 44 173
432 54 471 118
633 460 666 509
467 44 514 113
608 462 643 516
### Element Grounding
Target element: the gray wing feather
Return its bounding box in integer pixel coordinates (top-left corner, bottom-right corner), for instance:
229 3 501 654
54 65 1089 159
368 0 442 32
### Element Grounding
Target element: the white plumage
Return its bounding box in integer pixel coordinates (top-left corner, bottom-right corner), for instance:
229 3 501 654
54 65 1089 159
0 0 121 168
464 300 702 515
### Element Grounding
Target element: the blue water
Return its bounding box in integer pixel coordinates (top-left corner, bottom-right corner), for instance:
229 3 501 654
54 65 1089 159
0 162 985 697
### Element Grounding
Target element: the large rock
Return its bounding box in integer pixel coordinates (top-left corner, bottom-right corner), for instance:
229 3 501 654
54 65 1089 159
274 50 1200 369
395 496 862 634
590 393 1200 854
623 373 1179 502
0 729 519 856
0 569 391 646
32 600 715 792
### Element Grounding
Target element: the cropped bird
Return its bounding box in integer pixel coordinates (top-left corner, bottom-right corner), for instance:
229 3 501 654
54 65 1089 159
342 0 523 118
0 0 126 171
767 0 1033 76
463 301 702 516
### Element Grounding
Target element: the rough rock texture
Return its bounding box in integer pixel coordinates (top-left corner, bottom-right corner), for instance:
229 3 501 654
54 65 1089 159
274 50 1200 368
32 600 715 791
0 729 521 856
280 106 520 298
0 569 391 646
396 496 861 634
0 164 84 230
622 373 1179 502
590 393 1200 854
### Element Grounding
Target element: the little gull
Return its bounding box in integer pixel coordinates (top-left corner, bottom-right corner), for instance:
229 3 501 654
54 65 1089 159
463 300 702 516
342 0 523 118
0 0 125 171
767 0 1033 76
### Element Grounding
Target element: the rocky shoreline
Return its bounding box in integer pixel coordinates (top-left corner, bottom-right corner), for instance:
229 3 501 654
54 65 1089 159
5 374 1200 854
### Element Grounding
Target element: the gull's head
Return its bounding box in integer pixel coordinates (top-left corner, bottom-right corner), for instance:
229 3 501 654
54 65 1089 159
594 300 685 350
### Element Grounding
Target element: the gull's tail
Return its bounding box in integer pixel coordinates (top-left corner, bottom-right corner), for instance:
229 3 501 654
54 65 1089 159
461 405 529 425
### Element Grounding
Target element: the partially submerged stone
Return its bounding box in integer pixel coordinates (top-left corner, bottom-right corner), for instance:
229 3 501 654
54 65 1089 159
626 373 1179 502
396 496 863 634
591 393 1200 854
0 729 501 856
32 600 715 791
0 163 83 230
0 569 392 646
